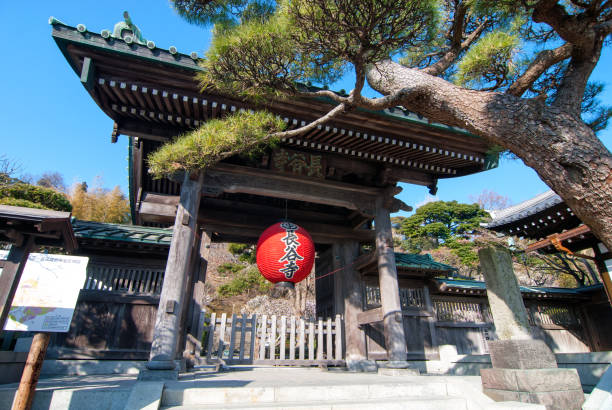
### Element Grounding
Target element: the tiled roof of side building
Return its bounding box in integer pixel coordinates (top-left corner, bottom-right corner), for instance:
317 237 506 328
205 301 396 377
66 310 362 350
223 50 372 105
395 253 457 272
72 219 173 245
435 278 602 296
484 190 562 228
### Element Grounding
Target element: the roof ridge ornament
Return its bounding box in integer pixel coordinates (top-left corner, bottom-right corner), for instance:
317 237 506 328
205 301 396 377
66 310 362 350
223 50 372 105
112 11 146 45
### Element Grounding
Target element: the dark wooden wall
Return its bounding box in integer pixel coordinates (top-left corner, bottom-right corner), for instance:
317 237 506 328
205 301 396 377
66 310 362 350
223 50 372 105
361 282 600 359
47 256 165 359
49 291 158 359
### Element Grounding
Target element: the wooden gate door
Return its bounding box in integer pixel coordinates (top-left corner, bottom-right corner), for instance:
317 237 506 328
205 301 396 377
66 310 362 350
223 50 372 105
195 313 344 366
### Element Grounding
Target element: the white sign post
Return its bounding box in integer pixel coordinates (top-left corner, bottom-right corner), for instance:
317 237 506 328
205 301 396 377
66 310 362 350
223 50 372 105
0 251 88 333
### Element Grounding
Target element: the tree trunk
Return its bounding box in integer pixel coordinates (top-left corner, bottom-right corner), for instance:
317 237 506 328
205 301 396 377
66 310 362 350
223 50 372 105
367 61 612 251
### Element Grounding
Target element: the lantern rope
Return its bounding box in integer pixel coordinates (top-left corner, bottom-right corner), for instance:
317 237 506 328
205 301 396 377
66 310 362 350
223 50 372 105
314 259 359 280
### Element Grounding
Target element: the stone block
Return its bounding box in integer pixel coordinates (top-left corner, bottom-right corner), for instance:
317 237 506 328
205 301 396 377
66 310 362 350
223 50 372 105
124 381 165 410
522 390 584 410
378 367 420 376
378 360 412 369
481 368 519 391
484 388 521 402
482 368 584 410
347 359 378 372
488 340 557 369
482 368 581 392
515 368 580 392
487 402 546 410
138 368 179 381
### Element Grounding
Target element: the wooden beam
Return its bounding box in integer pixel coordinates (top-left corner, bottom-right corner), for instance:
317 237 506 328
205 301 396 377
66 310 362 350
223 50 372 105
141 192 353 226
357 307 383 326
80 57 96 92
525 224 592 253
204 167 378 213
0 237 35 331
117 119 179 142
138 200 375 243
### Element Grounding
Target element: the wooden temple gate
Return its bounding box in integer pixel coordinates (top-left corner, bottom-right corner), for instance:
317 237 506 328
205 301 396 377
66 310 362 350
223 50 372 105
49 17 504 373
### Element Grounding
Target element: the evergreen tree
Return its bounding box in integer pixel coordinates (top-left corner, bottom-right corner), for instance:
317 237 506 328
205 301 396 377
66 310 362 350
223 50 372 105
158 0 612 252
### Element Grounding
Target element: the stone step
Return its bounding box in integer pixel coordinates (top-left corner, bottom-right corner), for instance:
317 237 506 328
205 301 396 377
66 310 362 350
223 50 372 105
160 395 468 410
162 381 449 407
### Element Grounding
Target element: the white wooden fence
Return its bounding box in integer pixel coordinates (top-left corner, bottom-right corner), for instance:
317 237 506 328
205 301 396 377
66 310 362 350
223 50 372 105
186 313 344 366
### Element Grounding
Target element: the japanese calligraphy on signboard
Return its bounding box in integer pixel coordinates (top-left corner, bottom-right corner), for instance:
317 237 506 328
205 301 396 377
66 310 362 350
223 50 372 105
271 149 325 179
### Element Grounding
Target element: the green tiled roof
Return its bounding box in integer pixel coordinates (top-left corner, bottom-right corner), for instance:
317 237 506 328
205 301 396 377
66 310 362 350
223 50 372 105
434 278 602 295
49 18 485 142
395 253 456 272
72 219 172 245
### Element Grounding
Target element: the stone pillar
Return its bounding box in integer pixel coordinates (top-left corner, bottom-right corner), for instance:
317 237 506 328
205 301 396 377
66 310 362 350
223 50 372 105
479 247 584 410
143 171 203 379
479 247 531 341
374 197 407 364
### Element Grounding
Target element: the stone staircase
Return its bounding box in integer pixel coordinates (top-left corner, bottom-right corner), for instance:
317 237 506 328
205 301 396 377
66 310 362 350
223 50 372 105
152 368 543 410
0 367 547 410
160 380 467 409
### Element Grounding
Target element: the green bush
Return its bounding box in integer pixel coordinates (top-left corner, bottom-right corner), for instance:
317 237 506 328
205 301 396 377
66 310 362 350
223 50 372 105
217 262 245 275
0 197 49 209
0 183 72 212
228 243 249 255
239 251 256 264
217 266 271 297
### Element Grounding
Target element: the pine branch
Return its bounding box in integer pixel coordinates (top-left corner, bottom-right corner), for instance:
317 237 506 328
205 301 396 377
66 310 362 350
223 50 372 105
507 43 573 97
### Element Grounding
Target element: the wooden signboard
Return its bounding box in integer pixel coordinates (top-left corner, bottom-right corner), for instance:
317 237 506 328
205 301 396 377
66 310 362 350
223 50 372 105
271 148 325 179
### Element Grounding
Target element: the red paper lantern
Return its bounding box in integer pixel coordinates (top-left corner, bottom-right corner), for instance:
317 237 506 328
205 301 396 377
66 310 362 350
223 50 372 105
256 222 315 287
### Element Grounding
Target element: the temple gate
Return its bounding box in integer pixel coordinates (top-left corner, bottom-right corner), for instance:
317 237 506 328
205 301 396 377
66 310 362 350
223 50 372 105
50 16 499 376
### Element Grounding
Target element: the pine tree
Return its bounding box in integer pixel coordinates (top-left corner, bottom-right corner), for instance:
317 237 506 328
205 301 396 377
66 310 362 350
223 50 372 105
161 0 612 251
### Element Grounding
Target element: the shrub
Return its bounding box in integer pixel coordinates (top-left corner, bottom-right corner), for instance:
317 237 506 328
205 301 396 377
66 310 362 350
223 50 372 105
0 183 72 211
217 262 244 275
217 266 271 297
0 197 49 209
228 243 249 255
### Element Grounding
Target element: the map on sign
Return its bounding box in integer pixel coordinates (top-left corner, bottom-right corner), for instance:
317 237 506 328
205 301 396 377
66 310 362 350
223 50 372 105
0 251 88 332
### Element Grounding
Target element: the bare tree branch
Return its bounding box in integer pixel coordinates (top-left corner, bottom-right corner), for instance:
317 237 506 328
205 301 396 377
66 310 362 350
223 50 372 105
270 103 349 139
297 90 349 104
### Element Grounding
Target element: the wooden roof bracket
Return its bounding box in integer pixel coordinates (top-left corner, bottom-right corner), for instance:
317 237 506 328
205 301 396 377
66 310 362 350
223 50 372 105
548 233 596 260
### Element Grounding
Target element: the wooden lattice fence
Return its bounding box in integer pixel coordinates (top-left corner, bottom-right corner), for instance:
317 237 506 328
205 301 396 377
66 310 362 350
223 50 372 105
186 313 344 366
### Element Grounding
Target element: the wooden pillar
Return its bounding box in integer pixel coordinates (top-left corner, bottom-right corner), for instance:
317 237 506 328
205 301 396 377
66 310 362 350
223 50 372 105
334 241 367 363
0 236 34 331
593 243 612 305
178 227 203 361
332 243 345 318
11 332 50 410
147 171 204 371
374 196 407 362
190 230 212 339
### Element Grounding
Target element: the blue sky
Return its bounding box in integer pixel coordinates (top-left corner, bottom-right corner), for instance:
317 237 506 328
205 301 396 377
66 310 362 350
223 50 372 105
1 2 611 216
